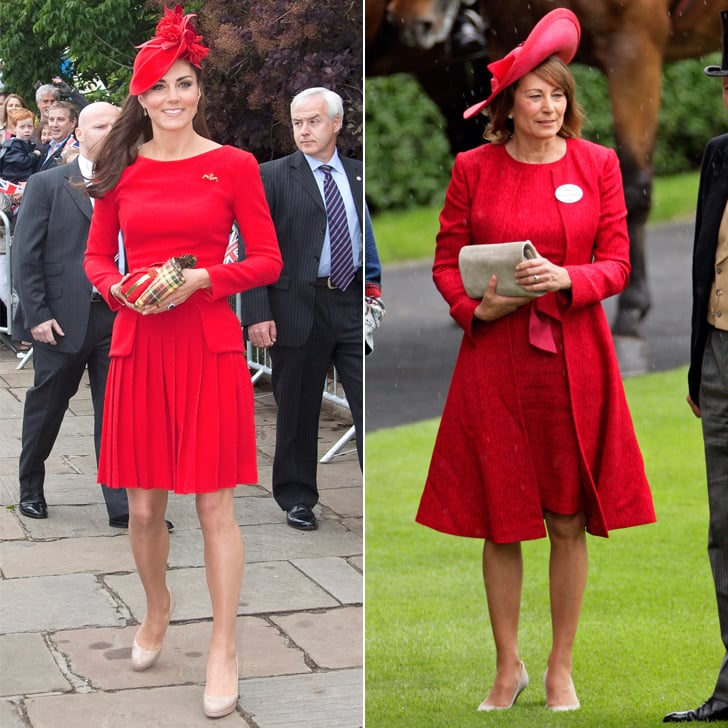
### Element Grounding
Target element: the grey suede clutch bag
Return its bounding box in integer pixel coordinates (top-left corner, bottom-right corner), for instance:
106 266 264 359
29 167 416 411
458 241 545 299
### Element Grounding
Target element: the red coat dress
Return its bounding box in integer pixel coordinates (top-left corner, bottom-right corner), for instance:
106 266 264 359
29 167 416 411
416 140 656 543
84 146 282 493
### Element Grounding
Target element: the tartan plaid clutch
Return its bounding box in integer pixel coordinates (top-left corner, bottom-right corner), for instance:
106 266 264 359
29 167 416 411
121 255 197 309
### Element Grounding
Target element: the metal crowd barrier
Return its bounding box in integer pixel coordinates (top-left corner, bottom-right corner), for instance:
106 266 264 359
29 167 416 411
0 209 12 338
0 209 32 370
320 366 356 463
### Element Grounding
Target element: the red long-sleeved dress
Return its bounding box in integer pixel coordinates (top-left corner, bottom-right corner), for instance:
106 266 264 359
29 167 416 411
84 146 282 493
416 139 656 543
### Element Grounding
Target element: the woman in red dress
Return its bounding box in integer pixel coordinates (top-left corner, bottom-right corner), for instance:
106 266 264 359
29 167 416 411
84 7 282 719
416 8 655 712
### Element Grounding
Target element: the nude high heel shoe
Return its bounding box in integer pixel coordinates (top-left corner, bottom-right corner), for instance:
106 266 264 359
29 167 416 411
131 588 175 672
477 660 529 711
544 668 580 711
203 657 239 719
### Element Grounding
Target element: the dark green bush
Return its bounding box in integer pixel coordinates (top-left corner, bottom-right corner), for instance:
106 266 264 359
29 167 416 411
366 54 726 212
365 74 453 213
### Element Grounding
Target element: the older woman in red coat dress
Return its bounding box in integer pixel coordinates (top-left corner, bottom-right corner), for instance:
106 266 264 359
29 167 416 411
416 9 655 713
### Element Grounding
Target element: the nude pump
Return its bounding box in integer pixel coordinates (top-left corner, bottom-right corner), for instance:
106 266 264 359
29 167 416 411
477 660 529 711
203 657 239 718
131 588 175 671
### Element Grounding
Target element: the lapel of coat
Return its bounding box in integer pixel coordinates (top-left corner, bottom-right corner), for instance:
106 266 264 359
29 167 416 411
290 150 325 212
63 160 93 222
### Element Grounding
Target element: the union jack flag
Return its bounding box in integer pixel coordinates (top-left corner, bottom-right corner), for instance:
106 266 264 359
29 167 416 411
0 178 20 196
224 224 239 264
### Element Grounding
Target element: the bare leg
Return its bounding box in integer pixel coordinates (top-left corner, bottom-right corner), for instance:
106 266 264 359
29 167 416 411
196 488 243 698
480 539 525 707
544 510 587 708
128 488 172 650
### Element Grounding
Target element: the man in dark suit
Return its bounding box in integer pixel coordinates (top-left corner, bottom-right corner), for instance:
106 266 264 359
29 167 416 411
241 87 363 530
12 101 157 529
37 101 78 172
664 10 728 724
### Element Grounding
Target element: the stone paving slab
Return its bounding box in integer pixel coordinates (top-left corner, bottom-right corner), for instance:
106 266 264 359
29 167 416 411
271 607 363 670
0 456 19 475
0 388 22 419
0 700 26 728
25 685 252 727
318 485 363 518
0 473 102 511
241 521 363 564
106 561 340 623
0 535 136 578
0 632 71 697
0 574 127 634
0 506 24 542
4 504 128 539
57 616 309 691
292 556 363 604
241 668 363 728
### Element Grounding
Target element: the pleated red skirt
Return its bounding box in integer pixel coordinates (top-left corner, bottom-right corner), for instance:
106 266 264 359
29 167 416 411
98 306 258 493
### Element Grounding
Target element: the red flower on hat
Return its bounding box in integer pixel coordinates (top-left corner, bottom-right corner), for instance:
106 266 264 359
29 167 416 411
149 5 209 66
154 4 208 66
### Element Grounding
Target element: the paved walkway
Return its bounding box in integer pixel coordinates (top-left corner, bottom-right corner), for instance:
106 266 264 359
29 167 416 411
0 341 362 728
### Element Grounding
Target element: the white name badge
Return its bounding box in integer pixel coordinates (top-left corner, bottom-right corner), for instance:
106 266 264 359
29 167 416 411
555 184 583 203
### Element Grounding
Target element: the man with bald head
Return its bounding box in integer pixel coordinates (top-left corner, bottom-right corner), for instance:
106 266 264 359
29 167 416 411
12 102 142 527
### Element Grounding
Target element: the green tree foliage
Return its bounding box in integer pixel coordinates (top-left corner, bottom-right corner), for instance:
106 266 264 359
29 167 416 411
0 0 362 162
0 0 159 105
366 54 726 212
365 74 452 212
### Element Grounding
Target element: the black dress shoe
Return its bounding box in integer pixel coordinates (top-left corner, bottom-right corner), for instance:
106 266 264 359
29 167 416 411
664 697 728 722
109 515 174 531
286 504 317 530
19 500 48 519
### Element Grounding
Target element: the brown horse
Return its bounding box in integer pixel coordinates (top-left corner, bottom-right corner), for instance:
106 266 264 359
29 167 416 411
366 0 724 338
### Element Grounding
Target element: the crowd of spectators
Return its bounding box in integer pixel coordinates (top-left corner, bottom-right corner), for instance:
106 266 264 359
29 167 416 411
0 78 87 329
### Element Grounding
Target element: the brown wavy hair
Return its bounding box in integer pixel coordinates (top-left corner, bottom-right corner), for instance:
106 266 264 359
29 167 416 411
483 56 585 145
88 64 210 198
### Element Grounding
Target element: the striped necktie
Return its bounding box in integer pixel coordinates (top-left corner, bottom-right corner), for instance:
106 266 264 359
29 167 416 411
320 164 355 291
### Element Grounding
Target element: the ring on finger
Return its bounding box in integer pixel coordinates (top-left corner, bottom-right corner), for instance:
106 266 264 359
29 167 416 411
168 303 176 310
534 274 540 283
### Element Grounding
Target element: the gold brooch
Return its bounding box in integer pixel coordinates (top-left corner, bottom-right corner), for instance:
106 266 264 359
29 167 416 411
202 173 218 182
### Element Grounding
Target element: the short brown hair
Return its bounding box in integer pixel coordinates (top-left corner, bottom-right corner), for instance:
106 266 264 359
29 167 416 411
483 56 585 144
47 100 78 124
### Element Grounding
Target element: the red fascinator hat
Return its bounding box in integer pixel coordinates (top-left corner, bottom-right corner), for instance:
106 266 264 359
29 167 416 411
130 4 209 96
463 8 581 119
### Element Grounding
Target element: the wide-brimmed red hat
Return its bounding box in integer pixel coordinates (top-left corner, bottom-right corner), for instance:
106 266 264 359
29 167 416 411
463 8 581 119
130 4 209 96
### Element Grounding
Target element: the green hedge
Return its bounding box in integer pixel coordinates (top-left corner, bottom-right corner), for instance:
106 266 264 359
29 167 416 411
365 54 725 212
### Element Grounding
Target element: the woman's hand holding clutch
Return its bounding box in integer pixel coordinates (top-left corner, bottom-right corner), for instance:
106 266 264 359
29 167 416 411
473 275 531 322
514 257 572 294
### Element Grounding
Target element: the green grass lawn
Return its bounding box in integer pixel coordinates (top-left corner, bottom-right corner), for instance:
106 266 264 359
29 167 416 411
373 172 700 265
365 366 717 727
